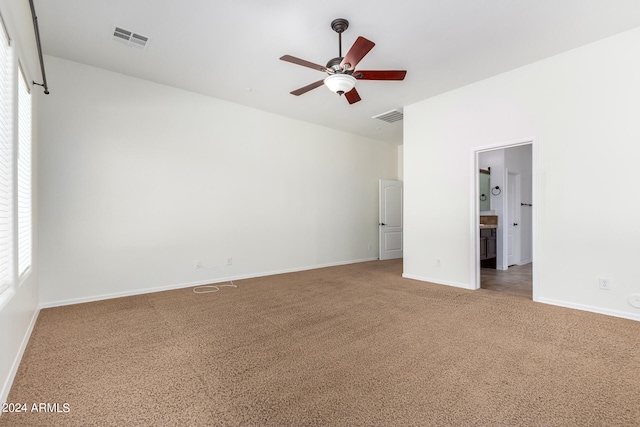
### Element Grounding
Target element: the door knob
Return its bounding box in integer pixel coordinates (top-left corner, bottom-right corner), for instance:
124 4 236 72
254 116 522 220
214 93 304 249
379 223 386 226
513 223 518 226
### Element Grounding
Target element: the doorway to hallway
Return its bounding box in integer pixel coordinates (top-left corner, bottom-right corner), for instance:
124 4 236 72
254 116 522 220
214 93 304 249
474 140 536 300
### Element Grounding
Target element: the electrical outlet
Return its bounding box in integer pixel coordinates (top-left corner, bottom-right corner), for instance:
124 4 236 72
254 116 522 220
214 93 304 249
436 258 441 267
368 244 373 251
194 260 201 269
628 294 640 308
227 258 233 266
598 277 611 290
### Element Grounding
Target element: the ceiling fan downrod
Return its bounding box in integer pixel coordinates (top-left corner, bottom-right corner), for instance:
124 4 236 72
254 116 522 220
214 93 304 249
331 18 350 71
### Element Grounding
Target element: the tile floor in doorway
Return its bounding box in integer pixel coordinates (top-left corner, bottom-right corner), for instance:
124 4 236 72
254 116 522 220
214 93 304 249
481 263 532 298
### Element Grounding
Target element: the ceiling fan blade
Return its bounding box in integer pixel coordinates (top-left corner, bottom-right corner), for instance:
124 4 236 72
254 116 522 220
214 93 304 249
340 36 375 70
290 79 325 96
355 70 407 80
344 88 361 104
280 55 327 72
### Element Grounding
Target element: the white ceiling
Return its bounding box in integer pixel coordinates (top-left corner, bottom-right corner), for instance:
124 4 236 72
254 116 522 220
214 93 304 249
33 0 640 145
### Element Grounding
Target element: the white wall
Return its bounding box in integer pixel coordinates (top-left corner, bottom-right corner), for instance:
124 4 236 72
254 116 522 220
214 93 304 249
404 26 640 321
397 145 403 181
37 56 398 306
0 0 41 405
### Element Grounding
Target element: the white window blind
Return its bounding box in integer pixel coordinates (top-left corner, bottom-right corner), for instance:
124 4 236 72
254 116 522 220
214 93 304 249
0 16 13 295
17 65 31 278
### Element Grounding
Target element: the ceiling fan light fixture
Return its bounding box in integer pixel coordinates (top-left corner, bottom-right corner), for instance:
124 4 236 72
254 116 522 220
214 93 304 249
324 74 356 95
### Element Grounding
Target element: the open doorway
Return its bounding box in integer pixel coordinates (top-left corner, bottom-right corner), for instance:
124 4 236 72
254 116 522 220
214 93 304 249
474 140 536 299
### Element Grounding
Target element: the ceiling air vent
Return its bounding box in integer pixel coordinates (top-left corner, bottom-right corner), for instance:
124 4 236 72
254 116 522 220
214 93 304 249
372 109 403 123
112 26 150 49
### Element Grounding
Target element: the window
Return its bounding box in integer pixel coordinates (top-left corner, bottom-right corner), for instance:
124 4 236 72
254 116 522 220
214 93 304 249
0 13 33 298
0 15 12 296
17 65 31 278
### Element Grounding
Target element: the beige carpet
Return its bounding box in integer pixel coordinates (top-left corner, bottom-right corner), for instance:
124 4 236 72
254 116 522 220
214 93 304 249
2 259 639 426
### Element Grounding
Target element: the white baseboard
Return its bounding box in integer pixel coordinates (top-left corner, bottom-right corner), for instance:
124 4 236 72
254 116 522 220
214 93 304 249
537 297 640 322
402 273 475 290
40 257 379 309
1 307 40 406
402 275 640 322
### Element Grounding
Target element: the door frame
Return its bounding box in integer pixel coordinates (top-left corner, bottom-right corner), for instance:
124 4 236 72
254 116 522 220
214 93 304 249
470 137 539 301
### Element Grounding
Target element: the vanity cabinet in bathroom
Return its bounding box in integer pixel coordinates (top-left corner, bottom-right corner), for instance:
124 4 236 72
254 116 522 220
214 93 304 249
480 228 497 268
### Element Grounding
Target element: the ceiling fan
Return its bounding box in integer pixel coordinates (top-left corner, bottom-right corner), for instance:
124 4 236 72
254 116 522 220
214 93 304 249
280 18 407 105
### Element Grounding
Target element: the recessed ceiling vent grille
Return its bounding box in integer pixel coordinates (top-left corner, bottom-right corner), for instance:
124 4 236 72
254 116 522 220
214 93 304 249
112 26 150 49
372 109 403 123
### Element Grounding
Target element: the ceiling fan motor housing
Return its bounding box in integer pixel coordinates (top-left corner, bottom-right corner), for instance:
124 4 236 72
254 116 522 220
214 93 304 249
326 57 346 73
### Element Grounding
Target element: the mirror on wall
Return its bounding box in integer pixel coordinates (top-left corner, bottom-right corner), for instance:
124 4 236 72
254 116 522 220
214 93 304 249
479 168 490 211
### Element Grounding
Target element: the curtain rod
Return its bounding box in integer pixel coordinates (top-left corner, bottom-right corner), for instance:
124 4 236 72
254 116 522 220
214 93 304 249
28 0 49 94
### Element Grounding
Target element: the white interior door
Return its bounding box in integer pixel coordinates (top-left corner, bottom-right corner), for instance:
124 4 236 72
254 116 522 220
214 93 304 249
506 172 521 266
379 180 403 260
